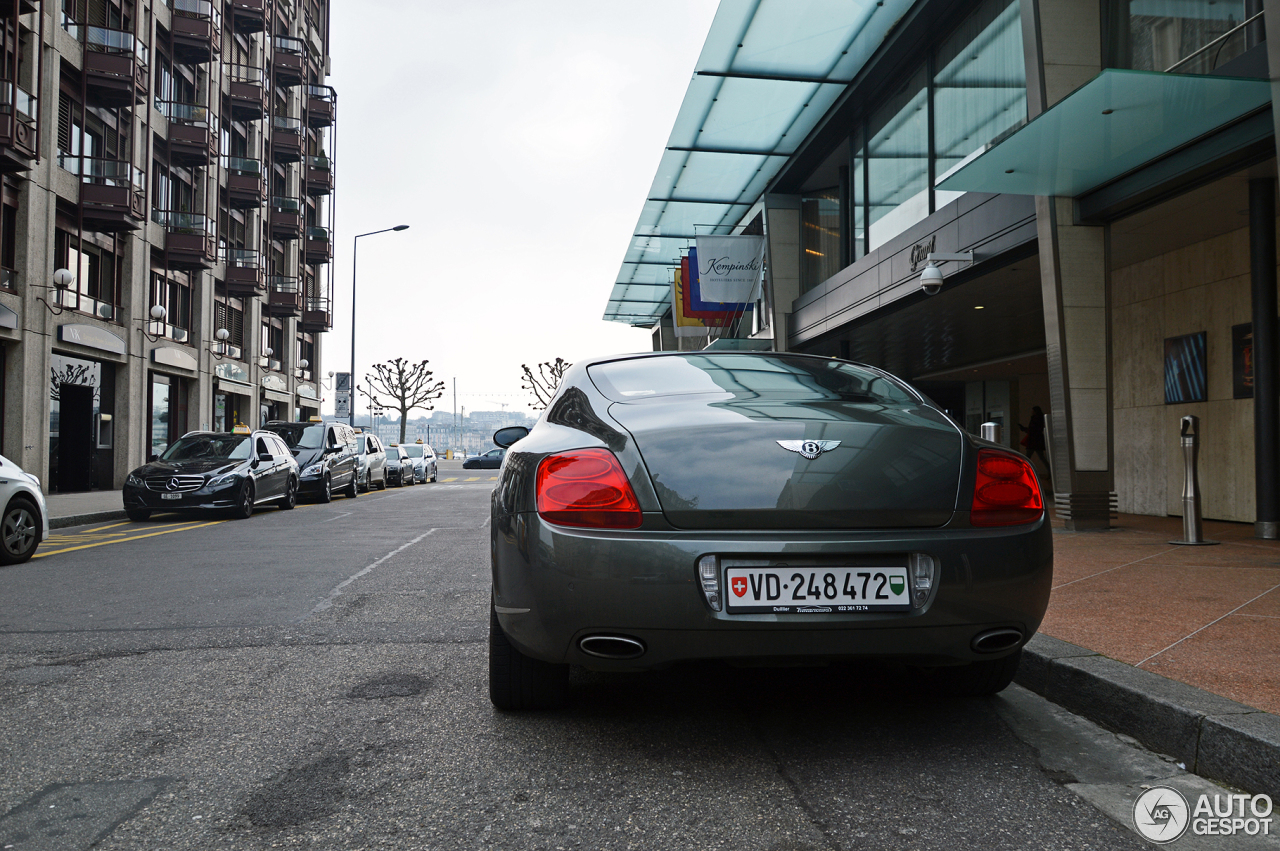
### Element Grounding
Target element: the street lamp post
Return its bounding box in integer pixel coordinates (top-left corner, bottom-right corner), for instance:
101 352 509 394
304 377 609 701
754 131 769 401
350 224 409 427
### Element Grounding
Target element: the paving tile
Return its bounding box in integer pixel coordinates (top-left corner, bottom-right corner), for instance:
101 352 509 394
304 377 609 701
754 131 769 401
1040 562 1280 666
1141 614 1280 715
1237 587 1280 618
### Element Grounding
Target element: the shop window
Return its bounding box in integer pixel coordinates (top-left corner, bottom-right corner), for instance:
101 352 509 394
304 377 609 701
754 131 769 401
0 201 16 290
148 372 188 458
1106 0 1248 74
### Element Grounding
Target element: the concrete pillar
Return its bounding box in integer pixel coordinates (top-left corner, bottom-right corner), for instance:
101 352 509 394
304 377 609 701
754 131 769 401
1023 0 1115 529
763 195 801 353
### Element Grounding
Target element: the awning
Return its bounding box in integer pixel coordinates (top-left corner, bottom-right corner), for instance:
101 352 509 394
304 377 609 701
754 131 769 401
935 69 1271 198
605 0 916 327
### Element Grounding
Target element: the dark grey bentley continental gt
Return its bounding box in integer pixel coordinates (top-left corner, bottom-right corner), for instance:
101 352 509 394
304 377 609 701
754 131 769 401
488 352 1052 710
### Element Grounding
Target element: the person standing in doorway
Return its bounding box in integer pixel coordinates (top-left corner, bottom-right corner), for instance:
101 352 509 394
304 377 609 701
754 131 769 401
1019 406 1052 489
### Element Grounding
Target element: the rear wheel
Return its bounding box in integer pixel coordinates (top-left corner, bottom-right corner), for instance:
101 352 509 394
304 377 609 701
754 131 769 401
318 474 332 503
344 474 358 499
125 507 151 523
489 601 569 710
357 472 369 493
376 473 387 491
0 497 40 565
279 477 298 510
232 479 255 519
936 649 1022 697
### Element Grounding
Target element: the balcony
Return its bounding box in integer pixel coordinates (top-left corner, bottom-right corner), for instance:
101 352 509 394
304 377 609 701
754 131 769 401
0 1 38 15
228 64 267 120
65 21 149 107
305 85 334 128
301 295 332 331
229 0 266 34
304 226 331 264
226 157 266 209
269 196 302 240
270 115 302 163
267 275 301 315
155 210 217 269
170 0 222 63
0 82 37 171
60 154 146 230
271 36 306 87
157 101 218 166
303 155 332 196
222 248 264 296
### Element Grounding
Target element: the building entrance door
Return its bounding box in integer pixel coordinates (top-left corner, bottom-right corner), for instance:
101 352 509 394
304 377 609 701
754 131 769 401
57 384 94 492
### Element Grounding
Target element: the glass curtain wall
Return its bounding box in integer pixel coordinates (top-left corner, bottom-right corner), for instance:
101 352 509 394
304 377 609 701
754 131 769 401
1106 0 1249 74
842 0 1025 256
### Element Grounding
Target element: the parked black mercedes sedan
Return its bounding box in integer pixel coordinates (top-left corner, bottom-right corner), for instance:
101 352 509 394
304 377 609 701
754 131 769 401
123 428 300 521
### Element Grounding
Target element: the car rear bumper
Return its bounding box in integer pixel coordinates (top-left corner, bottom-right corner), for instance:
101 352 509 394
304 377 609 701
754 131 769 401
491 512 1053 670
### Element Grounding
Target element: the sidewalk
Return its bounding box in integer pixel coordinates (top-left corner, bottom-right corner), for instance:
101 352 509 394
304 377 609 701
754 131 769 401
39 492 1280 794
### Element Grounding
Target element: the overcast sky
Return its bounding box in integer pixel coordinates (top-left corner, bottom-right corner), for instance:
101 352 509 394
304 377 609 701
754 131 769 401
324 1 719 419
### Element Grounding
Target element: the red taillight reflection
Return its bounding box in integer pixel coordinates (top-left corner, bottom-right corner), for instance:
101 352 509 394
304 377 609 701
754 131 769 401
970 448 1044 527
536 448 642 529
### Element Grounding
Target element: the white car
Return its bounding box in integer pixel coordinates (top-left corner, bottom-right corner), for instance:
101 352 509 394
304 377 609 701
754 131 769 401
0 453 49 565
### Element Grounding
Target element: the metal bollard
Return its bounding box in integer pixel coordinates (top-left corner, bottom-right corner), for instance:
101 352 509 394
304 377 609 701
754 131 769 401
980 422 1001 444
1170 415 1218 546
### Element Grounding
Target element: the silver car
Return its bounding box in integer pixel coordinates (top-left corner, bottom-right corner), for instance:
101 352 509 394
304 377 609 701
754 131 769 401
0 453 50 565
487 352 1052 710
403 441 437 483
356 432 387 491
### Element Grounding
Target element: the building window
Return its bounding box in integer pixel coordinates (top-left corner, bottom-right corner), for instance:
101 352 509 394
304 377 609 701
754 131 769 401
867 65 929 250
800 189 843 294
261 318 283 370
1106 0 1248 74
150 272 192 341
56 230 122 321
933 0 1026 208
213 295 245 359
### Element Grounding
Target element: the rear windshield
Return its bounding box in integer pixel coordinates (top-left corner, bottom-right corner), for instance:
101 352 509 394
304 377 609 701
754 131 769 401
589 354 920 405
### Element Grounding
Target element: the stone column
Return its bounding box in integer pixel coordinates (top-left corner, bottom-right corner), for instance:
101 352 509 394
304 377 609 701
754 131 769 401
762 194 801 353
1023 0 1115 529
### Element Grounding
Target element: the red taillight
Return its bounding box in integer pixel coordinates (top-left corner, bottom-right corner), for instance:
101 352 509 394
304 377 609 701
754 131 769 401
536 448 642 529
970 448 1044 527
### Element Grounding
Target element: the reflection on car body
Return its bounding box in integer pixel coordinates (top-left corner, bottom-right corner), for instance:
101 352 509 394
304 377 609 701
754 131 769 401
487 352 1052 710
122 429 300 521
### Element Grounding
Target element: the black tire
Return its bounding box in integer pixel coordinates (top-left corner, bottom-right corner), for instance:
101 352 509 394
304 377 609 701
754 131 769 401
0 497 41 565
376 473 387 491
344 473 358 499
125 507 151 523
489 601 569 710
231 479 255 519
317 474 332 503
357 472 369 493
279 476 298 510
937 649 1022 697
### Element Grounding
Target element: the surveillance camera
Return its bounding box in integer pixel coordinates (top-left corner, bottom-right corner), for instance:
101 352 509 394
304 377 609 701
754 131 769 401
920 262 944 295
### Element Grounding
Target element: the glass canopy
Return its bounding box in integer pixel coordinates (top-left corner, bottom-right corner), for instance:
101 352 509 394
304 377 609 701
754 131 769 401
605 0 916 327
934 69 1271 197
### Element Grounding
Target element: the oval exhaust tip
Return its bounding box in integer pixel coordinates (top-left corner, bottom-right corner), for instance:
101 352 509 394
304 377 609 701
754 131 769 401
579 635 646 660
972 628 1023 654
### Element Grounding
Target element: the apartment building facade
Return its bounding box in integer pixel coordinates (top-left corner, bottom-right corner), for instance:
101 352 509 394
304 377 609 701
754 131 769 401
0 0 335 492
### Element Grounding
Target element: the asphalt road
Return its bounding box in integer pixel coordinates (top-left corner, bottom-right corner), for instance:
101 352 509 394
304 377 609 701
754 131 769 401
0 466 1250 850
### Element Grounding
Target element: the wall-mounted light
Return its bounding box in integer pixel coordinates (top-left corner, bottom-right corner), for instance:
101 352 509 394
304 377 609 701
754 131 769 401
208 327 231 360
35 268 76 315
140 304 167 342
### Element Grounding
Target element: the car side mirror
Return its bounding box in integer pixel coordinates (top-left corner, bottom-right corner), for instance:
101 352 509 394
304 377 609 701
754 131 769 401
493 426 529 448
258 451 272 463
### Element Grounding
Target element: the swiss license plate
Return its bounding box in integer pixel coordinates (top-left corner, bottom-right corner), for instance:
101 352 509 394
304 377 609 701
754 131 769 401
724 566 910 614
161 493 182 500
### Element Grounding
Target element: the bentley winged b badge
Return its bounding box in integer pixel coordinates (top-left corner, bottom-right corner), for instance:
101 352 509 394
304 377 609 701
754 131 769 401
776 439 841 460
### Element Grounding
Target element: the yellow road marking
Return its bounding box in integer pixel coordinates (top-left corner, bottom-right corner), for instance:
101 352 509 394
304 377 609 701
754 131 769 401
35 520 227 558
465 477 480 482
441 477 457 482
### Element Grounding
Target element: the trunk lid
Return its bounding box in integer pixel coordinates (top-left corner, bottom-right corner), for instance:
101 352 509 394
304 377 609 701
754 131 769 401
609 397 964 530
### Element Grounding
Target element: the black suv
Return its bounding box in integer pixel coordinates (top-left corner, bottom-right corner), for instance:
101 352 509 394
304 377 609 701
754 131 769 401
264 420 359 502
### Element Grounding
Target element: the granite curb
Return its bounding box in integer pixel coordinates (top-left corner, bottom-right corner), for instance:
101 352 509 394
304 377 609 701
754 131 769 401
48 510 128 530
1017 633 1280 798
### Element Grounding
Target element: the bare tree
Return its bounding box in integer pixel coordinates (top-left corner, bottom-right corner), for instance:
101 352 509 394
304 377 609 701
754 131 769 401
364 358 446 444
521 358 570 410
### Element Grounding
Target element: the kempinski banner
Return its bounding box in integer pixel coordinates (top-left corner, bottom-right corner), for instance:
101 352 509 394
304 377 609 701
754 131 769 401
695 235 765 304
